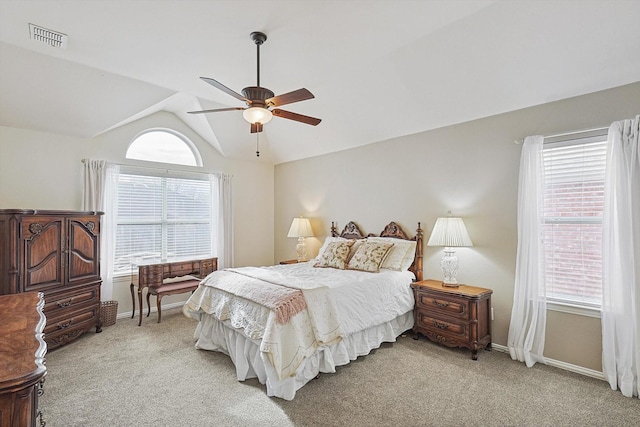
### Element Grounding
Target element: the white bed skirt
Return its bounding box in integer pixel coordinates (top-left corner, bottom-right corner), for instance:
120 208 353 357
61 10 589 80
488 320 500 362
192 311 414 400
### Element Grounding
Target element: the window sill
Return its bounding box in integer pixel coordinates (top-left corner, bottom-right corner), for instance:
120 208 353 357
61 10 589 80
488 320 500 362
547 301 601 318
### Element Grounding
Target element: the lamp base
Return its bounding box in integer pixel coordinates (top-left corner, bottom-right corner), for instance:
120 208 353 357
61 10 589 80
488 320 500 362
296 237 308 262
440 248 460 287
441 282 460 288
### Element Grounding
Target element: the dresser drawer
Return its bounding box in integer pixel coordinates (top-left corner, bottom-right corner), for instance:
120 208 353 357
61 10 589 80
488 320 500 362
44 303 99 335
414 290 470 321
43 285 100 316
44 303 100 349
201 259 216 269
167 261 197 276
200 258 217 276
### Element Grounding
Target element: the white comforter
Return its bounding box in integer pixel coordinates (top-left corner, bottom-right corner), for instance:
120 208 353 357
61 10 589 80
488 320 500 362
183 263 415 381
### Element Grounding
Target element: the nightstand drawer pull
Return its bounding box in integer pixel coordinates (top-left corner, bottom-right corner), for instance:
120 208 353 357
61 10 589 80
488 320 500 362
433 300 449 308
434 320 449 330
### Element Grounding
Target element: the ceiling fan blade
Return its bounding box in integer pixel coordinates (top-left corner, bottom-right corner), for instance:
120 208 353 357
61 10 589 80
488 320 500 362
200 77 248 103
187 107 244 114
272 109 322 126
250 123 264 133
266 88 314 108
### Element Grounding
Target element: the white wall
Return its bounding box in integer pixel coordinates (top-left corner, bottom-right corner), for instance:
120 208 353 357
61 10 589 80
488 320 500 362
274 81 640 372
0 111 274 317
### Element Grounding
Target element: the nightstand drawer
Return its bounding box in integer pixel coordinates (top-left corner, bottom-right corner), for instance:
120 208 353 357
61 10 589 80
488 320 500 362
416 312 469 340
414 290 470 320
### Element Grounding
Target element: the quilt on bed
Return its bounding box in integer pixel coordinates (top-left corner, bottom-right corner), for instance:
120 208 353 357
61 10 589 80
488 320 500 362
183 263 415 381
183 265 344 380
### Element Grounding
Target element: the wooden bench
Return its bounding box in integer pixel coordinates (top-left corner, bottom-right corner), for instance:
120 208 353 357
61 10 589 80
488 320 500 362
136 257 217 324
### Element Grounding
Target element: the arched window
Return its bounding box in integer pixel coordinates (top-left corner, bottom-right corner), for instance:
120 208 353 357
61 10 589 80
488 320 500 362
126 129 201 166
114 129 213 276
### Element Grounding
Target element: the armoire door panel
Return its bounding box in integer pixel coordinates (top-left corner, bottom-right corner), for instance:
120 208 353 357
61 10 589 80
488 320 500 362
21 216 64 292
67 217 100 284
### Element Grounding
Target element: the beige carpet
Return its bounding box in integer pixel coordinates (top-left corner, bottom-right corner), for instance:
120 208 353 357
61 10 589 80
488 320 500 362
40 307 639 427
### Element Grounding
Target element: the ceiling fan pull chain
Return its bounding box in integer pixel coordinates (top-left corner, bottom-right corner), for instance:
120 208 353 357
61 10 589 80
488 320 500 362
256 133 260 157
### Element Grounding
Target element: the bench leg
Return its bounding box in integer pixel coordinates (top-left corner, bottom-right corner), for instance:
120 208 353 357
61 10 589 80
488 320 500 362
146 292 151 318
156 295 163 323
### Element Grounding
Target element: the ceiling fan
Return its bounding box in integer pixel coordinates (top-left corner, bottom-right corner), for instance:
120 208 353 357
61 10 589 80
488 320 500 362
189 31 321 134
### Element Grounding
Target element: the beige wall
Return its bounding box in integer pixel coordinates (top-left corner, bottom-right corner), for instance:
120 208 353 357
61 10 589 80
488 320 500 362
274 81 640 372
0 111 274 316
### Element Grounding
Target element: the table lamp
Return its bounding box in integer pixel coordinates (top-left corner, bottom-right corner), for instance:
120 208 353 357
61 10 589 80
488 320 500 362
287 217 314 262
427 212 473 286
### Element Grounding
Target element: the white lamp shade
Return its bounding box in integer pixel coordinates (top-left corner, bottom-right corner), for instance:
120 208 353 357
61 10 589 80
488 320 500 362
243 107 273 124
287 217 314 238
427 217 473 247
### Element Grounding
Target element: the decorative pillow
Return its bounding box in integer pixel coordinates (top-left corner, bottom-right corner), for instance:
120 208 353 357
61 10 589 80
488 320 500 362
313 237 348 261
347 241 394 273
368 237 417 271
313 237 362 262
313 240 355 269
347 238 364 261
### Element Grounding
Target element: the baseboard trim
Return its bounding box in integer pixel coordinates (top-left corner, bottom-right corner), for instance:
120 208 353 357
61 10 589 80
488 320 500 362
115 301 185 320
491 343 605 381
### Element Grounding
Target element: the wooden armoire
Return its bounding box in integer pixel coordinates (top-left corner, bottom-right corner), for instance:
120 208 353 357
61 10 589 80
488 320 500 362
0 209 103 350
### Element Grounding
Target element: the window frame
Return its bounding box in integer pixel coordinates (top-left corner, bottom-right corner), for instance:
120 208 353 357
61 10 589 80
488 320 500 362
542 128 608 318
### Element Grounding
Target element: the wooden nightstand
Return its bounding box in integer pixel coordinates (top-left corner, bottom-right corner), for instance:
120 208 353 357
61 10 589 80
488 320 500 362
279 259 300 265
411 279 492 360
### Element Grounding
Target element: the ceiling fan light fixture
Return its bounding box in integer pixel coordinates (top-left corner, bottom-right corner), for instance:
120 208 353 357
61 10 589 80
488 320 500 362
243 106 273 124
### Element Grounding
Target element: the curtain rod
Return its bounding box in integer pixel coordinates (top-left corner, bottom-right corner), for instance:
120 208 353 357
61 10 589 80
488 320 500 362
81 159 231 178
543 126 608 140
514 126 609 145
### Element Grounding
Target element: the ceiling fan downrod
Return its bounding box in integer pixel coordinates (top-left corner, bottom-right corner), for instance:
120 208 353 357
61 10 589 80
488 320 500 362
250 31 267 87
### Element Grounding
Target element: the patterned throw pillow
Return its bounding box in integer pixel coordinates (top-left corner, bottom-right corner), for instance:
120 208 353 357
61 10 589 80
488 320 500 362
313 240 355 269
346 241 394 273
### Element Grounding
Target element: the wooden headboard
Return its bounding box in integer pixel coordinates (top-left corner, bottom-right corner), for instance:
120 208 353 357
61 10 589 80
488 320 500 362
330 221 423 281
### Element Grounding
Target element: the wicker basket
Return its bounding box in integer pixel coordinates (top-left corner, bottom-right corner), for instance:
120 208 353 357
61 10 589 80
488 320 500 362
100 300 118 327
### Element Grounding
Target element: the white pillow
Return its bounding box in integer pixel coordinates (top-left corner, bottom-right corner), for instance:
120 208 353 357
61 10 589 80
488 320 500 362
367 237 416 271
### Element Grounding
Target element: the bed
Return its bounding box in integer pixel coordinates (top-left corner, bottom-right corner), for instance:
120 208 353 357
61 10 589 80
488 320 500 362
183 221 423 400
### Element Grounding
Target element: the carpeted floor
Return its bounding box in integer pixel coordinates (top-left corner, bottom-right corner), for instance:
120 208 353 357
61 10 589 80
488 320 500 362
40 307 639 427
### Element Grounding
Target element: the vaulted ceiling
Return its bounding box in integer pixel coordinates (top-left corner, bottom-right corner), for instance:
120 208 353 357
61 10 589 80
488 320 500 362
1 1 639 164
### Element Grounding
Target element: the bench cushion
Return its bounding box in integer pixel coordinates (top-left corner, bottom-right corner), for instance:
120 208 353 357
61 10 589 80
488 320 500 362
148 279 200 296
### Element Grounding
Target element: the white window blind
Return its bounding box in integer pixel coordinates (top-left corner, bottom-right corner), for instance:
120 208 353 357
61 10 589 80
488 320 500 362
114 171 212 274
542 134 607 307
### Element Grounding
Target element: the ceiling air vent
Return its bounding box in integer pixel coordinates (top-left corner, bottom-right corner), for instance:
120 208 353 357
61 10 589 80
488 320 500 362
29 23 68 48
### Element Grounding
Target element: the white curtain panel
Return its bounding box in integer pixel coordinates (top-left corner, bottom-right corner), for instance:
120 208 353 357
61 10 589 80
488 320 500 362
602 115 640 398
508 135 547 367
82 159 119 301
210 173 234 269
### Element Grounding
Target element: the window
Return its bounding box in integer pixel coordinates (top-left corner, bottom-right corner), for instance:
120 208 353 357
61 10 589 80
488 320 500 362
113 169 212 275
126 129 200 166
114 129 210 275
542 130 607 311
